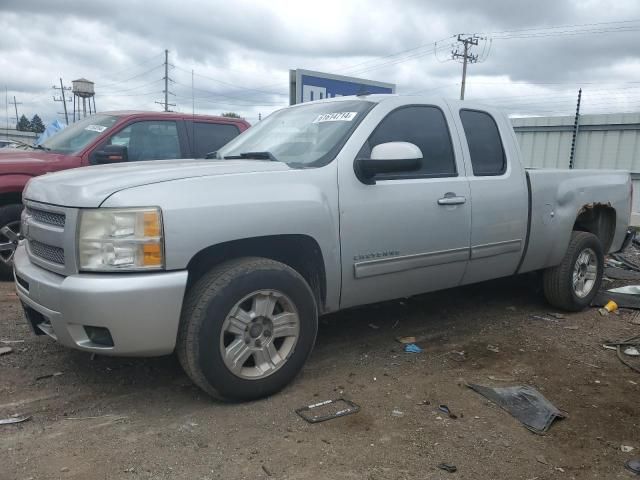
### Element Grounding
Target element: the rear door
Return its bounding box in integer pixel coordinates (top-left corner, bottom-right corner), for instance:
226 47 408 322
449 107 528 284
186 121 242 158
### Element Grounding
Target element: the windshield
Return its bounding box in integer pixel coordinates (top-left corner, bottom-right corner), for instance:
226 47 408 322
41 114 119 154
218 100 374 166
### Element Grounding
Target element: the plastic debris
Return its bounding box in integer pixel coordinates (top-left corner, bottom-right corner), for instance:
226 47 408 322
592 287 640 310
0 414 31 425
368 323 379 330
625 347 640 357
625 458 640 474
622 445 635 453
604 300 618 313
295 398 360 424
438 404 458 419
391 408 404 417
467 384 566 434
0 346 13 356
437 463 457 473
487 345 500 353
404 343 422 353
548 312 565 319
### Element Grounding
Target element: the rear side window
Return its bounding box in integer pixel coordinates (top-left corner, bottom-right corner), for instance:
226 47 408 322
460 110 506 176
359 106 456 179
191 122 241 158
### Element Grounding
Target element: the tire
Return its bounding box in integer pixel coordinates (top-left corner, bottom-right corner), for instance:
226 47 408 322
543 231 604 311
0 204 23 280
177 257 318 401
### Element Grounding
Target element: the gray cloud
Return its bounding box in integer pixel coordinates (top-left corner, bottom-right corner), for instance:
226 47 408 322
1 0 640 125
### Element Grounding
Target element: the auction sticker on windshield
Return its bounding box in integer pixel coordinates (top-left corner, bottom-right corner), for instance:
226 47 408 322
85 125 108 133
312 112 358 123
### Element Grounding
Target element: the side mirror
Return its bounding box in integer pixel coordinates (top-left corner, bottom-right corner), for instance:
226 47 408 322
94 145 128 164
354 142 422 184
204 151 217 159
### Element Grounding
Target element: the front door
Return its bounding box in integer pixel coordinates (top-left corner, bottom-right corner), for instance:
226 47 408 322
338 102 472 309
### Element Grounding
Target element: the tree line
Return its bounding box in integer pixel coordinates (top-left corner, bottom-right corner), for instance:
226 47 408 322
16 114 45 133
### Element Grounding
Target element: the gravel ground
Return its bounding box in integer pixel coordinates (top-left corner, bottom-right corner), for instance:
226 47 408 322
1 265 639 480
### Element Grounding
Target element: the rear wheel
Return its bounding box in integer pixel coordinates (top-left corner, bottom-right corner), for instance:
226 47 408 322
0 204 23 280
177 257 318 401
543 231 603 311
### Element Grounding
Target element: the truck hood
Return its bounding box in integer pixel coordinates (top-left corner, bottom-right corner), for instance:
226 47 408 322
23 159 292 207
0 149 77 174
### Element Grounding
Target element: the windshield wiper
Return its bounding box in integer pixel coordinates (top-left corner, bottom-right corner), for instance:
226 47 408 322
224 151 279 162
33 144 50 151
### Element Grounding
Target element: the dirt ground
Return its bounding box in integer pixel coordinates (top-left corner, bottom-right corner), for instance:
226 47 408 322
1 266 640 480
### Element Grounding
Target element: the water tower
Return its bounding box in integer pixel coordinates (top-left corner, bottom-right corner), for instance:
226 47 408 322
72 78 96 121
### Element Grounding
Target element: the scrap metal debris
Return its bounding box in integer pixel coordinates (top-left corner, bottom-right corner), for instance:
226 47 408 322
0 346 13 356
295 398 360 424
486 345 500 353
467 384 566 434
35 371 63 381
612 254 640 272
0 414 31 425
605 266 640 281
593 286 640 310
603 335 640 373
396 336 416 344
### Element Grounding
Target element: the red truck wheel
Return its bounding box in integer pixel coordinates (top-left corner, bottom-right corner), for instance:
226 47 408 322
0 204 22 279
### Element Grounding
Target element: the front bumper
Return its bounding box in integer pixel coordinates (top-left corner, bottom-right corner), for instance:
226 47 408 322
13 244 188 356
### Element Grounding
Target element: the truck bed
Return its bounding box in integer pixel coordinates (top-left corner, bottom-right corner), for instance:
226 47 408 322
518 168 631 274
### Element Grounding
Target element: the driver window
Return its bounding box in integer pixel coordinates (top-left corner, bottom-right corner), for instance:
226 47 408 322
107 121 180 161
358 106 457 179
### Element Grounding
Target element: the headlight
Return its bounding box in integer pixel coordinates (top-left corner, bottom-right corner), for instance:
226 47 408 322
78 207 164 271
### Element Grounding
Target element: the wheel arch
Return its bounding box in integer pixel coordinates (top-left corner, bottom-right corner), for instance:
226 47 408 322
185 234 327 312
572 203 616 253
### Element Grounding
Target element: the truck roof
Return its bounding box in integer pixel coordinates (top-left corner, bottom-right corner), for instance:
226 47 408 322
100 110 249 124
291 94 490 110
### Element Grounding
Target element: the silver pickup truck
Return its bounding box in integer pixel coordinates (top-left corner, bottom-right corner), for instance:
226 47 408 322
12 95 633 401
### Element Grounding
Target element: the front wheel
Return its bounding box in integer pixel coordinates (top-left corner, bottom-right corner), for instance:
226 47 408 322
177 257 318 401
543 231 604 311
0 204 23 280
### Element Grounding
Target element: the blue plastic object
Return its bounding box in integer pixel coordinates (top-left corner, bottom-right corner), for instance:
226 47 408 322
404 343 422 353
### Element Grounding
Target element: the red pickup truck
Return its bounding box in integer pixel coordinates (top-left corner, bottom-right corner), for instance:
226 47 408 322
0 111 250 277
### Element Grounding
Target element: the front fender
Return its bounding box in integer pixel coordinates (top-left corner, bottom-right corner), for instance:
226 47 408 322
0 174 33 197
102 166 342 310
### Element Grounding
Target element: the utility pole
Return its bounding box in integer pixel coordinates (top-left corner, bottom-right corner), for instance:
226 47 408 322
451 34 479 100
9 96 22 125
52 78 72 124
569 88 582 169
155 49 175 112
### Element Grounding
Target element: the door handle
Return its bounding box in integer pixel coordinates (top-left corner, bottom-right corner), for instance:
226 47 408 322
437 193 466 206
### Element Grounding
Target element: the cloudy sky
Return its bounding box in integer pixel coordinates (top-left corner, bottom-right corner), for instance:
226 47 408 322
2 0 640 126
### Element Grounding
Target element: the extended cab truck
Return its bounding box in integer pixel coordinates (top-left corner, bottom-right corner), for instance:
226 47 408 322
13 95 633 401
0 111 250 277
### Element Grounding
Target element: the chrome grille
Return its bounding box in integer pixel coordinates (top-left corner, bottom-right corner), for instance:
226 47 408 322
29 239 65 265
27 208 66 228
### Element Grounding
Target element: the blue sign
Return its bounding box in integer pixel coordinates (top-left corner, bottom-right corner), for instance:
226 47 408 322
289 69 395 105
